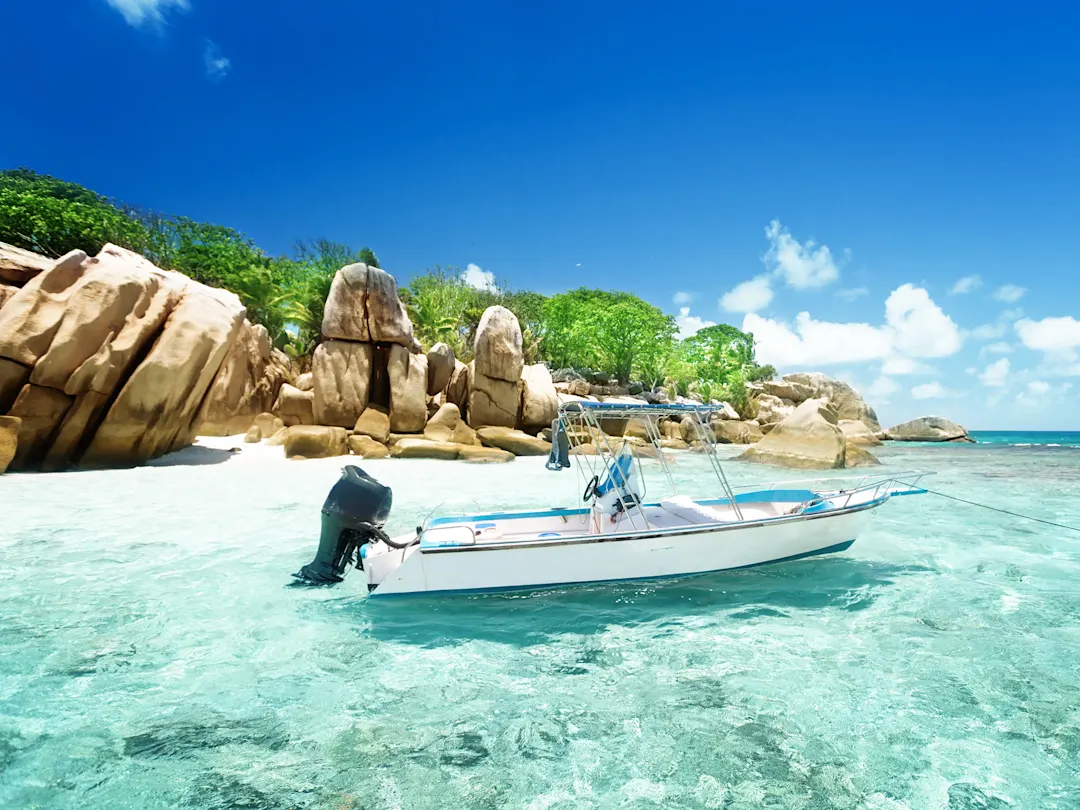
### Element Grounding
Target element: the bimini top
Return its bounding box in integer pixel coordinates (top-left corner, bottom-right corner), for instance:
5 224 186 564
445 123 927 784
559 400 722 417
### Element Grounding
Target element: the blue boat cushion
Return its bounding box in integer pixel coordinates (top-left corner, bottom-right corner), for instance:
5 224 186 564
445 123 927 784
595 453 633 497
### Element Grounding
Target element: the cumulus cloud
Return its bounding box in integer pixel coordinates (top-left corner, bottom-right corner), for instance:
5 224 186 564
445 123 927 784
721 276 774 313
763 220 840 289
881 356 933 375
867 375 899 400
673 291 694 306
950 275 982 295
911 382 947 399
1017 379 1072 406
106 0 189 27
743 284 961 370
994 284 1026 303
743 312 892 367
836 287 869 302
885 284 963 358
203 40 231 82
984 342 1013 355
461 263 498 292
674 307 716 340
978 358 1010 387
1027 380 1050 395
1015 316 1080 354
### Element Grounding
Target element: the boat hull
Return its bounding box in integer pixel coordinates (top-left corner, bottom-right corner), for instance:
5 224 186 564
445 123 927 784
368 504 876 596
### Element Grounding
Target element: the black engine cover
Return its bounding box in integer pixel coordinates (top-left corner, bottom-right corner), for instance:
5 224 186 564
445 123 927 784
293 466 392 584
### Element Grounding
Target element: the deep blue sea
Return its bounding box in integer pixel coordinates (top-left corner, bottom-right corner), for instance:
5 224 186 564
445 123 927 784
2 437 1079 809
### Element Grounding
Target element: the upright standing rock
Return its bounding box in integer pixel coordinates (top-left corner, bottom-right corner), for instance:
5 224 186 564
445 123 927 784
388 345 428 433
519 364 559 429
426 342 456 396
468 306 524 428
321 263 414 345
473 306 524 382
312 340 373 428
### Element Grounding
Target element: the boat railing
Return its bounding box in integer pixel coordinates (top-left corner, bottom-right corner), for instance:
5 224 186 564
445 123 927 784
730 470 935 514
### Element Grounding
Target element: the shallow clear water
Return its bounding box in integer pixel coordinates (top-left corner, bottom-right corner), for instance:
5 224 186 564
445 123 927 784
2 440 1079 809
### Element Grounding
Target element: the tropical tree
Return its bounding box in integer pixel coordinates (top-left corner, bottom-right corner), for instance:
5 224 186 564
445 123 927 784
542 289 676 382
0 168 149 257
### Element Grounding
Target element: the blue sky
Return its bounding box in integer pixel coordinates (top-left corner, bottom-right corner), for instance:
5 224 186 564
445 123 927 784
3 1 1080 430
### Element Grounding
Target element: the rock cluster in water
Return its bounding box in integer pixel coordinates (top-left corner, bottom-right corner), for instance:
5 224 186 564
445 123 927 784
0 242 263 471
0 240 973 473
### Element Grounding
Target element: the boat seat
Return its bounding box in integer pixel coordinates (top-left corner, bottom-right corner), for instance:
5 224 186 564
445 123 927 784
659 496 775 525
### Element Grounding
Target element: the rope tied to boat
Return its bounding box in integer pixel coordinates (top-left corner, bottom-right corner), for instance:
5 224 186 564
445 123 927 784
921 486 1080 534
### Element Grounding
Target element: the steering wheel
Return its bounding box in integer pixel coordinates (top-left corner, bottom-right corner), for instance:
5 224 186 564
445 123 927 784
583 475 599 502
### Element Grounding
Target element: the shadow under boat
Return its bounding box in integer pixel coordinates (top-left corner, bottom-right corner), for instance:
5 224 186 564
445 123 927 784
320 555 932 649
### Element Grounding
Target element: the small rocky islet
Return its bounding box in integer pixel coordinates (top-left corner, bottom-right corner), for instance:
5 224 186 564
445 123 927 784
0 241 971 475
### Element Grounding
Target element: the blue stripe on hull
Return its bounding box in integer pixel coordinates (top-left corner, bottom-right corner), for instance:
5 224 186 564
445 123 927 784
368 539 856 599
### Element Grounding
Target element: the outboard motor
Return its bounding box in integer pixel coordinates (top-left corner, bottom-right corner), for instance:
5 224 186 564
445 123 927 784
293 466 392 585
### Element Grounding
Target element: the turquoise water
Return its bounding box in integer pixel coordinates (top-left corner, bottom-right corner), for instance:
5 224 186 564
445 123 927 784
2 440 1080 809
970 431 1080 447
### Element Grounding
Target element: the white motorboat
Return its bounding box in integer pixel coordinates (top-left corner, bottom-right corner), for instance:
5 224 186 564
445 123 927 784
294 402 931 596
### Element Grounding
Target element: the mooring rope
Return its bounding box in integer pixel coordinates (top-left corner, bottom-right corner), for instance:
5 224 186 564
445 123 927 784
921 487 1080 534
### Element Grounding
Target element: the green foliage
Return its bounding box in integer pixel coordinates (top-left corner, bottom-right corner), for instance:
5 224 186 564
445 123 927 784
0 168 149 257
281 240 373 353
3 168 777 405
542 289 676 382
401 268 551 362
401 268 473 356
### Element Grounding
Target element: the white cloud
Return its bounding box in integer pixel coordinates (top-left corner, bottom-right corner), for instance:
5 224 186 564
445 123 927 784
884 284 963 358
203 40 231 82
674 307 716 340
1027 380 1051 395
461 263 498 292
1017 379 1072 406
837 287 869 302
721 276 774 313
106 0 189 26
978 358 1010 387
743 312 892 367
984 342 1013 354
867 375 899 399
971 322 1006 340
673 291 694 306
762 220 840 289
994 284 1026 303
881 356 933 375
950 275 982 295
1015 316 1080 353
742 283 961 370
911 382 947 400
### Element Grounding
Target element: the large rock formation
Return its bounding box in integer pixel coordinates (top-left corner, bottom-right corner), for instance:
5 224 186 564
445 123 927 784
388 345 427 433
273 383 314 426
468 362 520 428
0 244 245 470
321 263 413 345
198 320 293 436
426 342 455 396
0 242 52 286
312 340 373 428
468 306 524 428
520 363 559 429
779 372 881 431
839 419 882 446
737 398 875 469
886 416 972 442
